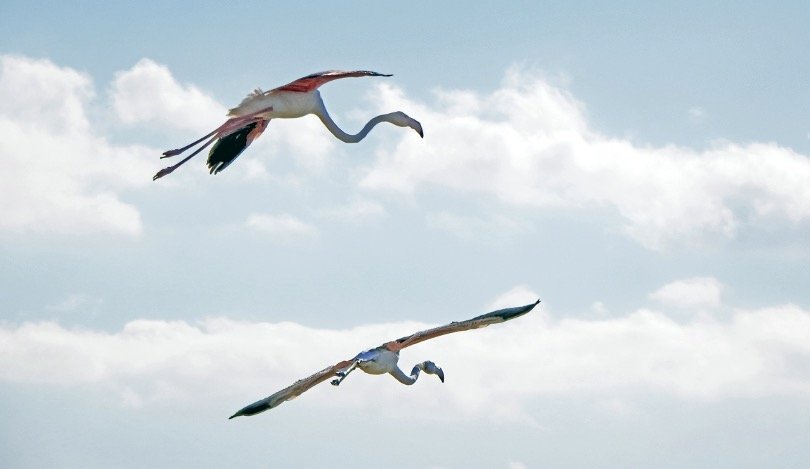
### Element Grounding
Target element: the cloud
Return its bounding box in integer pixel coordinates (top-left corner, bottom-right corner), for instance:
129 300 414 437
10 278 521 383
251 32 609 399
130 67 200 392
688 106 706 121
426 211 528 240
0 55 153 237
2 285 809 421
6 56 808 244
360 67 810 249
246 212 317 237
110 58 224 132
650 277 723 310
318 197 386 220
46 293 104 313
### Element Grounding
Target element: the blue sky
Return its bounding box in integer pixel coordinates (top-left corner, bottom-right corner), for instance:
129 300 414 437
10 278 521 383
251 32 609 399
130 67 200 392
2 1 810 467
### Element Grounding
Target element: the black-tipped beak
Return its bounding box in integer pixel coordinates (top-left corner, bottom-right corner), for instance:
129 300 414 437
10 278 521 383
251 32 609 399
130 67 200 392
437 368 445 383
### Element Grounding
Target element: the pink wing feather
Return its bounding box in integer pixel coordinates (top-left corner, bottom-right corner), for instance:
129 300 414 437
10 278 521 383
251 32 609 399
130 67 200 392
273 70 392 93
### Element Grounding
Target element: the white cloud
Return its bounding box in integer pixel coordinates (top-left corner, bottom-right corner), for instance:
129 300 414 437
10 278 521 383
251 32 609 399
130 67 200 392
246 212 317 237
426 211 527 240
650 277 723 310
360 67 810 249
110 58 224 132
319 198 386 220
688 106 706 121
0 55 153 237
46 293 103 312
591 301 609 315
3 286 808 420
268 116 337 171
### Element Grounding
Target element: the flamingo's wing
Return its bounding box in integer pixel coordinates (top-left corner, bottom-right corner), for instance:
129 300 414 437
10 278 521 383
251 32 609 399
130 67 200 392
229 358 355 419
383 300 540 352
273 70 392 93
230 71 390 111
206 118 269 175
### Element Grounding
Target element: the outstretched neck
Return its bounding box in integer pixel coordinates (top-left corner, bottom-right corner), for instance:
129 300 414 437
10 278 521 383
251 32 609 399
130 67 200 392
315 105 396 144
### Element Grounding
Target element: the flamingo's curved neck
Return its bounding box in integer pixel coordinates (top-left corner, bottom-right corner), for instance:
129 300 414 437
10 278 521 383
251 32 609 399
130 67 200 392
314 99 393 143
389 365 419 385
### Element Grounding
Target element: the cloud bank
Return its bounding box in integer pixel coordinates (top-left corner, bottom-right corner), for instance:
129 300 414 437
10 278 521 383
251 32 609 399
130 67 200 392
3 56 808 247
360 67 810 249
2 282 809 420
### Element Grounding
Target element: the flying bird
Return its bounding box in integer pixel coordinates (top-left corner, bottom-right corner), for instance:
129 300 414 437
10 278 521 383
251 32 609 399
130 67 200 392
153 70 423 180
229 299 540 419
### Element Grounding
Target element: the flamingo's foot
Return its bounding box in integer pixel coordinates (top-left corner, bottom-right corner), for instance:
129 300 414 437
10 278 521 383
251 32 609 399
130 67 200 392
162 149 183 158
153 166 176 181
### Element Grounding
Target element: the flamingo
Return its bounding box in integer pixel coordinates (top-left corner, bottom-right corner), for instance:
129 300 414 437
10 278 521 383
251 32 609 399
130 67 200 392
229 299 540 419
153 70 423 180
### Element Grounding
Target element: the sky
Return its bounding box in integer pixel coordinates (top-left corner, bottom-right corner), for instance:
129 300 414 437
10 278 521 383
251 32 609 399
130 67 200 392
1 1 810 467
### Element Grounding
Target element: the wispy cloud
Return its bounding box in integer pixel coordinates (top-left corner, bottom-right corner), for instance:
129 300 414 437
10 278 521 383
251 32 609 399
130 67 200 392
688 106 706 121
246 212 317 237
649 277 723 310
426 211 527 240
46 293 103 313
318 198 387 220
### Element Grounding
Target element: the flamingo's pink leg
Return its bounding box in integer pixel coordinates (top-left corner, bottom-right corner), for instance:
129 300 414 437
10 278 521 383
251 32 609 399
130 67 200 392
153 134 219 180
161 129 219 158
161 106 273 158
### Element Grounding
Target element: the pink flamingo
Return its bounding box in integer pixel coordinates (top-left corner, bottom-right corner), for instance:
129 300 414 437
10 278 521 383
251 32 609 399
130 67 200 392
153 70 423 180
229 300 540 419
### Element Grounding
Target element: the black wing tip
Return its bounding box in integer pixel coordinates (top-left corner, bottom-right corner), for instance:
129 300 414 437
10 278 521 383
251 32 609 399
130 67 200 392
477 299 541 322
206 123 258 175
306 70 392 79
360 70 392 77
228 400 272 420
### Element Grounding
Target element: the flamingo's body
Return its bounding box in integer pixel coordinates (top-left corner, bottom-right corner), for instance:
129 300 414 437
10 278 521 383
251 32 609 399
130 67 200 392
153 70 423 180
229 299 540 419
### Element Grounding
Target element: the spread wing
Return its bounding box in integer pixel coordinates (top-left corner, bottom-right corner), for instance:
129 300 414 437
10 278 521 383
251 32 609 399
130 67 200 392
272 70 392 93
383 300 541 352
228 359 355 419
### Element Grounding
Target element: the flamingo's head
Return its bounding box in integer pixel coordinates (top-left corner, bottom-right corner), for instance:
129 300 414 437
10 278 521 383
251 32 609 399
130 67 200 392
421 360 444 383
388 111 424 138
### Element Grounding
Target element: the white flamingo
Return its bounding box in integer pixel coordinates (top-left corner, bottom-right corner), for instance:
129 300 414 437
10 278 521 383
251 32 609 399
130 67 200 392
229 300 540 419
153 70 423 180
